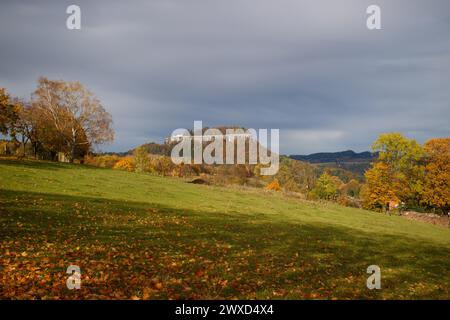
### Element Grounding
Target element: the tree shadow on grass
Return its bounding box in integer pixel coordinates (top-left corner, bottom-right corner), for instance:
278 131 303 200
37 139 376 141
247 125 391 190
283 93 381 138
0 159 102 171
1 189 449 299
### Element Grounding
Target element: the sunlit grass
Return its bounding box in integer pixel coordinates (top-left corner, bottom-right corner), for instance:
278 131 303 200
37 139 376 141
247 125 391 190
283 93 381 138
0 159 449 299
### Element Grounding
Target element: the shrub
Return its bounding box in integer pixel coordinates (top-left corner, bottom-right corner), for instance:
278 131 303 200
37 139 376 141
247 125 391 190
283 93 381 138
174 163 200 178
150 156 174 176
133 146 150 173
0 141 8 155
84 155 121 168
113 157 135 171
265 179 281 191
337 195 361 208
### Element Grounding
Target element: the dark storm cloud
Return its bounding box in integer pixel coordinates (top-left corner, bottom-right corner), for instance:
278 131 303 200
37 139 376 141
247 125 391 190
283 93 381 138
1 0 449 153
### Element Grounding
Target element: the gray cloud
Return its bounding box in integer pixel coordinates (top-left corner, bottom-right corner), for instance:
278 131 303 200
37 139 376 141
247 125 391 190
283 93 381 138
1 0 449 154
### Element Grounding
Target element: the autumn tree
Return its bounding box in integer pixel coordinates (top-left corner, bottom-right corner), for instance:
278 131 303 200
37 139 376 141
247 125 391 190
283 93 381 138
365 133 424 207
361 162 400 210
11 102 44 157
340 179 361 197
421 138 450 219
311 172 343 200
275 157 316 193
33 77 114 162
0 88 21 136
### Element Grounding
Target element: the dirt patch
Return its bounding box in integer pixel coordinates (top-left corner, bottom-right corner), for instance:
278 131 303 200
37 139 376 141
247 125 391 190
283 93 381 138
401 211 449 228
188 178 209 185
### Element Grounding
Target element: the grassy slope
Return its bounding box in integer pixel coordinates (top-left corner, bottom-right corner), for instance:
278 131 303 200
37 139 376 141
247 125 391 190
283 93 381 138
1 159 449 299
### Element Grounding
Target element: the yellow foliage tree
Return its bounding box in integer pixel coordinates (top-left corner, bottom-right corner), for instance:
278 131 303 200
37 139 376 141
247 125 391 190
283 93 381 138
361 162 400 211
421 138 450 217
362 133 424 211
371 132 424 203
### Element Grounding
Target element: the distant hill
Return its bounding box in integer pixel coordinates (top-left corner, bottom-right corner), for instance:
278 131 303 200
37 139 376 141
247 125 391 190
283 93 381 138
289 150 378 178
289 150 377 163
127 142 173 156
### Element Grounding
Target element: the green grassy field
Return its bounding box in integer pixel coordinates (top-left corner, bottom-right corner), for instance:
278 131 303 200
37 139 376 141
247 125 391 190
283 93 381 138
1 159 449 299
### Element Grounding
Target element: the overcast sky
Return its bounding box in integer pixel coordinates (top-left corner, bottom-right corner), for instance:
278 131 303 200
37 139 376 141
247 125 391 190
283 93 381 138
1 0 449 154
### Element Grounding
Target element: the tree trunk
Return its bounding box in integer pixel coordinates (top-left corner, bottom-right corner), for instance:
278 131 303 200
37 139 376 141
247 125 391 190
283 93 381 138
447 211 450 229
21 136 26 157
33 142 37 159
70 128 77 163
70 145 76 163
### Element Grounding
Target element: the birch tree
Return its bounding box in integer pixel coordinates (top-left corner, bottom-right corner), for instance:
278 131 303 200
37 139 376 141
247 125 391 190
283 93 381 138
33 77 114 161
